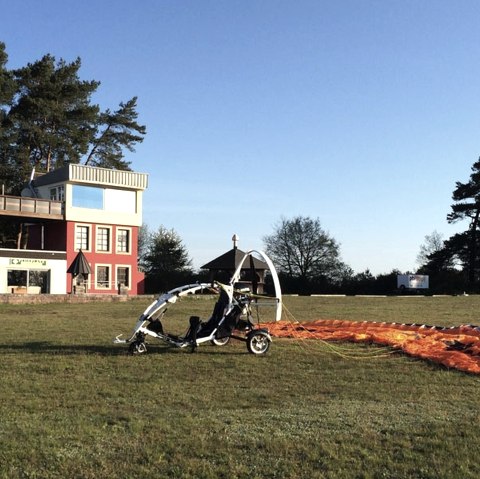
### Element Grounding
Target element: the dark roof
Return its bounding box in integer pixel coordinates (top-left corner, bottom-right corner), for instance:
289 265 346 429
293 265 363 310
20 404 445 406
67 250 92 275
201 248 268 271
33 166 70 186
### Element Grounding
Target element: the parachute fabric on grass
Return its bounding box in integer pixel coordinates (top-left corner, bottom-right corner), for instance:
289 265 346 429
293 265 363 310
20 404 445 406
264 319 480 374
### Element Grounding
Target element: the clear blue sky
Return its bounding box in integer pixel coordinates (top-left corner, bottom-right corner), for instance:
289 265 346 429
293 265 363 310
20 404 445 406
3 0 480 274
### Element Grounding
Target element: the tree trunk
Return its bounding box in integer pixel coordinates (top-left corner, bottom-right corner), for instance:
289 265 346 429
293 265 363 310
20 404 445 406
16 223 22 249
468 209 480 284
46 149 52 172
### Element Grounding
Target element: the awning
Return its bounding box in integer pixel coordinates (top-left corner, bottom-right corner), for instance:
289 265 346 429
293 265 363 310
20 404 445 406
67 250 91 275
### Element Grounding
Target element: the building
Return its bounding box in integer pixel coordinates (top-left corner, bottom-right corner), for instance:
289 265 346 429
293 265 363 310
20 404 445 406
0 164 148 295
201 235 268 293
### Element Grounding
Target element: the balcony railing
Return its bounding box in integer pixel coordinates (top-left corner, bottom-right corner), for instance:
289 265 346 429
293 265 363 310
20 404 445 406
0 195 63 219
69 164 148 189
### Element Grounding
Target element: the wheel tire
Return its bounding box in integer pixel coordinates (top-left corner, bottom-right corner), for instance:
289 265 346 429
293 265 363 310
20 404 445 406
247 331 271 355
129 341 147 355
211 336 230 346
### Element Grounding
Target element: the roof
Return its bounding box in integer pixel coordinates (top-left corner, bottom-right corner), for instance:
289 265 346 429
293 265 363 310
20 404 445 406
67 250 92 275
33 164 148 190
201 248 268 271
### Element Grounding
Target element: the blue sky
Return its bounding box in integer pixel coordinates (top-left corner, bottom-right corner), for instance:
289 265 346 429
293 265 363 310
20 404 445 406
3 0 480 273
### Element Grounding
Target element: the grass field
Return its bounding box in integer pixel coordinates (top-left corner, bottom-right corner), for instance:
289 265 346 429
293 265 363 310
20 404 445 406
1 295 479 479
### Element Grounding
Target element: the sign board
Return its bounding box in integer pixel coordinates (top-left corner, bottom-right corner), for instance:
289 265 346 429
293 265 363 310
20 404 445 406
397 274 429 290
9 258 48 268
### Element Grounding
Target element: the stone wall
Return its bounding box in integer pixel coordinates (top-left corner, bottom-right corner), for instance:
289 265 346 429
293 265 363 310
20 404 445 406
0 294 154 304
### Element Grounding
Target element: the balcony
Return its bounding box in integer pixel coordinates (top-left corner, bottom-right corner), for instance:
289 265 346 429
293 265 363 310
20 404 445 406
0 195 64 220
69 164 148 189
33 164 148 190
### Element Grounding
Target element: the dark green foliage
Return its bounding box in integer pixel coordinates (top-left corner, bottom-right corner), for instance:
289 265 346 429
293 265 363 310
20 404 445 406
414 159 480 292
142 226 193 292
342 269 400 295
0 43 146 194
85 97 146 170
417 233 470 294
0 42 18 192
446 159 480 284
0 42 15 108
12 55 98 170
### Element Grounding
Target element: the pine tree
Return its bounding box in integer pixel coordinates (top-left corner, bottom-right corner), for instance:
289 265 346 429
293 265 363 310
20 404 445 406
447 158 480 284
0 44 146 194
143 226 193 292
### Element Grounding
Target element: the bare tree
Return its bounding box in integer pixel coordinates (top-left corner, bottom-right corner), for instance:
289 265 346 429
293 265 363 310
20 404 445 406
416 230 444 268
263 216 344 282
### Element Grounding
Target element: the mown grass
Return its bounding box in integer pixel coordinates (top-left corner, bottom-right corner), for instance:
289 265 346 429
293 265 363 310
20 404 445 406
1 295 479 479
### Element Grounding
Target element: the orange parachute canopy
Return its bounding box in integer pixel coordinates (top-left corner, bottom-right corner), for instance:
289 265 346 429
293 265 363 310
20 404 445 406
264 320 480 374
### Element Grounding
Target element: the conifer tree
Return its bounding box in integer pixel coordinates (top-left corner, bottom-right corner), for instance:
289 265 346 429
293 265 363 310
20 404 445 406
447 158 480 284
0 44 146 194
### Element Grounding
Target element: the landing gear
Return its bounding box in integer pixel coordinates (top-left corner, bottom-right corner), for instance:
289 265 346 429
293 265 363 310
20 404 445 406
211 336 231 346
129 333 147 355
246 330 271 355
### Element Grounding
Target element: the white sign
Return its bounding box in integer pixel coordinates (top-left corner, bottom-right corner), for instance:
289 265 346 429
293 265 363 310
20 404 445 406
9 258 48 268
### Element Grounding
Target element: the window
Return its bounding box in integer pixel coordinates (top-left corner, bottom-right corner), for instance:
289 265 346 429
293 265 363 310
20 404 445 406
117 228 130 253
72 185 104 209
75 225 90 251
116 266 130 288
28 270 49 294
7 270 27 287
7 270 50 293
49 185 65 201
96 227 110 252
96 265 110 288
72 186 136 213
105 190 136 213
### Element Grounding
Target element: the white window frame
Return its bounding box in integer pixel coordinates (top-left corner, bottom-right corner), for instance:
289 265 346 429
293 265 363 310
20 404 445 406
95 264 111 289
95 225 112 253
116 227 132 255
49 185 65 201
75 223 91 252
116 265 131 290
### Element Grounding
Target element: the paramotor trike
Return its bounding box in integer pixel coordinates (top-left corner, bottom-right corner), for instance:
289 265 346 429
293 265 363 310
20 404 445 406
113 250 282 355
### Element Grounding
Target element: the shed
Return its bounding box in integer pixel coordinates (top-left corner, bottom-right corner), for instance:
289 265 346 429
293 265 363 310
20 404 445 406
201 235 268 293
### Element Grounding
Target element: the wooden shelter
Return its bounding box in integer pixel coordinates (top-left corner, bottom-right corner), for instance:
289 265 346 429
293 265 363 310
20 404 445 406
201 235 268 293
67 249 91 294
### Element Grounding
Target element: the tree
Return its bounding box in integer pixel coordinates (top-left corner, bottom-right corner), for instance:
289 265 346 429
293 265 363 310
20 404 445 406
143 226 193 292
263 216 346 292
137 223 152 271
0 44 146 194
0 43 14 113
0 42 18 191
447 158 480 284
6 55 99 177
416 230 444 268
417 234 468 294
84 98 145 170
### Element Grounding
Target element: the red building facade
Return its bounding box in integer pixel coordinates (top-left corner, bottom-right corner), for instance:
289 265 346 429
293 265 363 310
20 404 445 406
1 164 148 295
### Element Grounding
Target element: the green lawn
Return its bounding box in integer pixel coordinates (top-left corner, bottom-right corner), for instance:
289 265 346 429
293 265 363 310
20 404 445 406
1 295 479 479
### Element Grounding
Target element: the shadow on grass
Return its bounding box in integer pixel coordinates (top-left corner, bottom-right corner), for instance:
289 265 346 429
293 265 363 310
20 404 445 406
0 341 160 356
0 341 248 356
